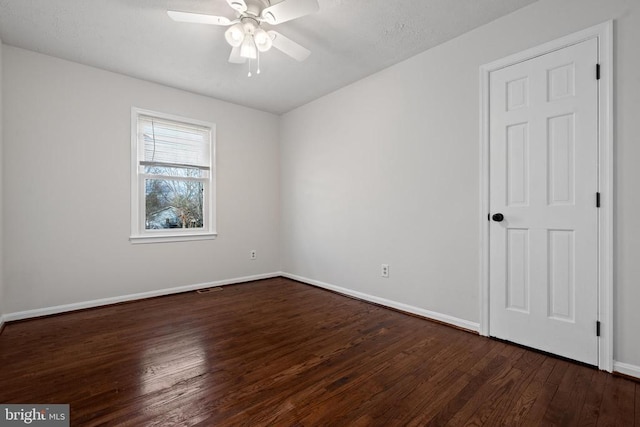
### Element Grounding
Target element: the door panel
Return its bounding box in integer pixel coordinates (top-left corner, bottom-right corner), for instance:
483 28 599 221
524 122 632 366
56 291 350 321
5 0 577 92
506 228 530 313
489 38 599 365
548 229 574 321
507 123 529 207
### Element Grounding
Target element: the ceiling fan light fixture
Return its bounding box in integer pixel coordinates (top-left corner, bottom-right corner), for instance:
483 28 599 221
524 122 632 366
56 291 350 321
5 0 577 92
254 27 273 52
224 23 245 47
240 34 257 59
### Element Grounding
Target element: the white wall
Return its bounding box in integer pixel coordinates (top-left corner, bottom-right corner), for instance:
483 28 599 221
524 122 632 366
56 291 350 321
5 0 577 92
2 46 280 314
0 39 4 327
281 0 640 369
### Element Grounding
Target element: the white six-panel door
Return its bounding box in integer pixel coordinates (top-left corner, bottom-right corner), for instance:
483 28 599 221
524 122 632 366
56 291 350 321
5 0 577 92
489 38 599 365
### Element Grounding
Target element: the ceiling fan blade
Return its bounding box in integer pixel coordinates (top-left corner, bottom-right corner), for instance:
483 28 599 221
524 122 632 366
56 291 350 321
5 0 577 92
228 46 247 64
225 0 248 13
167 10 232 26
267 31 311 61
261 0 319 24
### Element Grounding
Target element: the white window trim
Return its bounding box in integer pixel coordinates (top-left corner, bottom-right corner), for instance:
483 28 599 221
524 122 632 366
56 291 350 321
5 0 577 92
130 107 217 244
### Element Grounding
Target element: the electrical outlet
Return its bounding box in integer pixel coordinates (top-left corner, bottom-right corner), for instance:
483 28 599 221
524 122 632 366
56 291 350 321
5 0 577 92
250 250 257 260
381 264 389 278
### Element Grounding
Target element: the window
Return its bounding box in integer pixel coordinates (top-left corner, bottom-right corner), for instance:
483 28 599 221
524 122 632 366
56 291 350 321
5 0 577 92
130 108 216 243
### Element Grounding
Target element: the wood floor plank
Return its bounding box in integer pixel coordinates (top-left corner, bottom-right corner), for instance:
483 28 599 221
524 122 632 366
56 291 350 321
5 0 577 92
448 352 527 426
384 337 502 425
0 277 636 426
541 362 595 426
577 370 608 427
477 350 547 426
384 342 495 422
636 383 640 426
521 358 574 425
595 372 636 427
499 356 557 426
614 375 636 427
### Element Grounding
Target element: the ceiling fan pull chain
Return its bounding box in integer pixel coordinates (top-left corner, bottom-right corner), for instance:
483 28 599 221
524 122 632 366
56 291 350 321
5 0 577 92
248 58 252 77
257 51 261 75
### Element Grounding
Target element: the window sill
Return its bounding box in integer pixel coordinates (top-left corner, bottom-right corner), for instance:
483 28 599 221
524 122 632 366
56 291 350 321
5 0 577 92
130 233 218 244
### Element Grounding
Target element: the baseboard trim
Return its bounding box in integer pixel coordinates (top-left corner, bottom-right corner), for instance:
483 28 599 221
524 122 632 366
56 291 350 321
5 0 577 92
4 272 281 322
0 315 5 335
613 361 640 380
282 272 480 333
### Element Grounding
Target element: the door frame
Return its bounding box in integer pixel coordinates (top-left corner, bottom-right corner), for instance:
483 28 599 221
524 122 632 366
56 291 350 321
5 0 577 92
478 21 613 371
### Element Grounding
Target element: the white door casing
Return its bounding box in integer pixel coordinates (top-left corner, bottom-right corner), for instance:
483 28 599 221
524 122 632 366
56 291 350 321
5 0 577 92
479 22 613 370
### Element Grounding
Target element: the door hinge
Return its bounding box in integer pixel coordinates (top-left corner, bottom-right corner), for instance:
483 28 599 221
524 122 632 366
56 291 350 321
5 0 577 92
596 321 601 337
596 63 601 80
596 192 601 208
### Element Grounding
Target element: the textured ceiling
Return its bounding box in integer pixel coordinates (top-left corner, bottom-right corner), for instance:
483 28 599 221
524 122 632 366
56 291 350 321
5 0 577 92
0 0 539 114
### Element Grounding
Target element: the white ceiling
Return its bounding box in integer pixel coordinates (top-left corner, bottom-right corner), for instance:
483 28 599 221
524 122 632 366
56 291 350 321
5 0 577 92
0 0 539 114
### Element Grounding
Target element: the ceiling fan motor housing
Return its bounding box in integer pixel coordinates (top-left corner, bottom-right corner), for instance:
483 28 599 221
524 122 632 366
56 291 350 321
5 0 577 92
242 0 271 18
241 16 260 34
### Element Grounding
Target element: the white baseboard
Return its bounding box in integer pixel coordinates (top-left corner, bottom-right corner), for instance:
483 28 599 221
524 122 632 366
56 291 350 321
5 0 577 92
282 272 480 333
4 272 281 322
613 361 640 380
0 314 5 332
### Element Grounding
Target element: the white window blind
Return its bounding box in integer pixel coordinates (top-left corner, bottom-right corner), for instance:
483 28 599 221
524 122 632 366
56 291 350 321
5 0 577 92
138 115 211 169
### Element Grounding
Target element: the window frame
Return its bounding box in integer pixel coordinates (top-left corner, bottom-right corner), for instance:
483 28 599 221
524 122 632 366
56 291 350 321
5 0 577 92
130 107 217 244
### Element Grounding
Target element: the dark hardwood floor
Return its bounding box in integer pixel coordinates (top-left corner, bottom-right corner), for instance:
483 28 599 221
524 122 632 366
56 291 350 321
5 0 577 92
0 277 637 426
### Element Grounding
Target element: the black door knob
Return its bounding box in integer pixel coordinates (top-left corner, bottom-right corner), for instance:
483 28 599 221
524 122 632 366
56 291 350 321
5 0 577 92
492 213 504 222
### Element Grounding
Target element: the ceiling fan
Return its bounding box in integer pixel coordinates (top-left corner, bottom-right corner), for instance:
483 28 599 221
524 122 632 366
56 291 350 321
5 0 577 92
168 0 319 74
